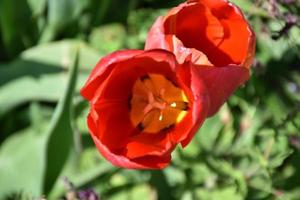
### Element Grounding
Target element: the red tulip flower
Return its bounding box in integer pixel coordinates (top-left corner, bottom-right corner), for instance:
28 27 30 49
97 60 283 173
145 0 256 116
81 50 209 169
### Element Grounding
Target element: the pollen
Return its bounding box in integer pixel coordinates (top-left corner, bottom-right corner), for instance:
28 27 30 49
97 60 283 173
129 73 189 133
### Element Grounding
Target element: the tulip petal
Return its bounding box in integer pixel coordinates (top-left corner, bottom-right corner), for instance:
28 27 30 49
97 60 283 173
177 62 210 147
131 155 171 169
145 0 255 68
80 50 143 101
91 50 179 105
146 2 225 65
171 36 213 66
133 49 178 72
200 0 256 67
124 133 175 159
88 114 170 169
194 64 249 116
145 17 173 51
165 3 224 59
91 103 134 150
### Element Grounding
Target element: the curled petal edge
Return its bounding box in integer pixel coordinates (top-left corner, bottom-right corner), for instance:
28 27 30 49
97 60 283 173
87 114 171 169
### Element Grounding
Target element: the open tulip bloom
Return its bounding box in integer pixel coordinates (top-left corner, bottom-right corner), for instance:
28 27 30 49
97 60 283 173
81 0 255 169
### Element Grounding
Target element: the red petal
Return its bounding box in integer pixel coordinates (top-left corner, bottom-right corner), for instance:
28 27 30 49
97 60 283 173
145 2 224 65
177 62 210 147
145 17 173 51
170 36 213 65
194 64 249 117
91 50 178 104
124 133 175 159
200 0 256 67
88 114 170 169
91 103 135 150
131 155 171 169
165 3 224 61
145 0 255 68
134 49 178 71
80 50 143 101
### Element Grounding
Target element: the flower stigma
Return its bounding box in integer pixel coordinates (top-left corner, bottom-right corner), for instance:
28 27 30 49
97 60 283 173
130 73 189 133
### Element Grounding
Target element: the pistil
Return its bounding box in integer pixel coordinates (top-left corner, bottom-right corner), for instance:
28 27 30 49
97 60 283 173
130 73 189 133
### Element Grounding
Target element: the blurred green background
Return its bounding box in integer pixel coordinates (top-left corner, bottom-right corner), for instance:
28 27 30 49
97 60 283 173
0 0 300 199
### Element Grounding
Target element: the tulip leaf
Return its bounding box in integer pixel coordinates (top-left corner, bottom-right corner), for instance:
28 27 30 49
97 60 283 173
0 0 37 56
27 0 46 16
47 0 80 33
0 127 47 199
42 48 79 194
0 75 67 117
149 171 176 200
20 40 100 72
0 40 100 117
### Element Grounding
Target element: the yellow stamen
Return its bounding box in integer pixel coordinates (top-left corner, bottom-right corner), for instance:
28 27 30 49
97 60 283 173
130 73 189 133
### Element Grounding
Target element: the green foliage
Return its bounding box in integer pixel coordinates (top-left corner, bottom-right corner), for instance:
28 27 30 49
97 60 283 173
0 0 299 199
43 47 79 194
0 126 46 197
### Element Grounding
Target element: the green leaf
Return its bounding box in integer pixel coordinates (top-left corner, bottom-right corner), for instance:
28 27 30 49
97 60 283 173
0 40 100 117
0 0 38 56
150 170 176 200
89 24 126 54
196 186 243 200
47 0 81 32
0 75 68 117
230 0 266 17
48 151 113 199
20 40 100 71
197 114 223 152
164 166 186 187
43 48 79 194
268 135 293 169
248 174 273 199
0 127 47 199
27 0 46 16
191 164 215 186
206 157 248 197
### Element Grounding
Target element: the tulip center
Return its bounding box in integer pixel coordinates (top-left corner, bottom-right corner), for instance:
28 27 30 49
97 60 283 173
130 73 189 133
